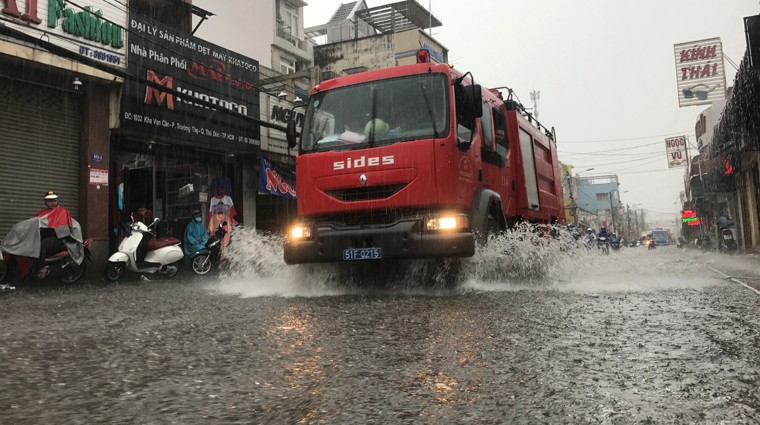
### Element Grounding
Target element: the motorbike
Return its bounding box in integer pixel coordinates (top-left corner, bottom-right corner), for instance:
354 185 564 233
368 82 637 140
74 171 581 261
189 221 228 275
609 238 622 252
1 238 93 284
597 236 610 255
647 239 657 250
104 217 184 281
696 234 711 251
719 227 737 253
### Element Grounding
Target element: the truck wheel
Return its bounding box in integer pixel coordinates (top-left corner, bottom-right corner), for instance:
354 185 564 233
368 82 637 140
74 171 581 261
479 213 499 246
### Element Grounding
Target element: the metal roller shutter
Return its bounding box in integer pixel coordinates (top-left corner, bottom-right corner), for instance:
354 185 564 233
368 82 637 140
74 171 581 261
0 79 81 239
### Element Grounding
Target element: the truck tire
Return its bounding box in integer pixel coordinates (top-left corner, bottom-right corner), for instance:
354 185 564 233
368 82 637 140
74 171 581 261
479 212 499 246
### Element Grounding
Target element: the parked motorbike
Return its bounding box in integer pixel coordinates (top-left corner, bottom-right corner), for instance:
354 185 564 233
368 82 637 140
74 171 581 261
597 236 610 255
696 234 711 251
190 221 228 275
104 217 183 281
1 239 93 284
719 227 737 253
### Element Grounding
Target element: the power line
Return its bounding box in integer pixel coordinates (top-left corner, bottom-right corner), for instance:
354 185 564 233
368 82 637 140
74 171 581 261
562 131 695 144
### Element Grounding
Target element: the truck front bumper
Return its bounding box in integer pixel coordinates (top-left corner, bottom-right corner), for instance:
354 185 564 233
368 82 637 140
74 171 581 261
283 218 475 265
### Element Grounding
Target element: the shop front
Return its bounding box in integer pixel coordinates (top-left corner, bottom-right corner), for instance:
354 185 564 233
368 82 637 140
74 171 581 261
113 10 260 248
256 96 300 234
0 0 127 268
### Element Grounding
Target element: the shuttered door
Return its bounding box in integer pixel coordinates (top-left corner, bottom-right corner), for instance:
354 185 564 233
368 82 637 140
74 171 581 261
0 79 81 239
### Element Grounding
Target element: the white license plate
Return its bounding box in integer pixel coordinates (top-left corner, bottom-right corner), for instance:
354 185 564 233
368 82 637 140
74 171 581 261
723 235 732 240
343 248 382 261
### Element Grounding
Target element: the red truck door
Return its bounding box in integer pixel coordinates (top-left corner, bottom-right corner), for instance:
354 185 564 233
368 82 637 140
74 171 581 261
479 101 515 219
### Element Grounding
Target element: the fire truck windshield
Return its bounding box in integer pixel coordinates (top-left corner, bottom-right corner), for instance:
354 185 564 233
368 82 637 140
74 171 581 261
300 74 449 152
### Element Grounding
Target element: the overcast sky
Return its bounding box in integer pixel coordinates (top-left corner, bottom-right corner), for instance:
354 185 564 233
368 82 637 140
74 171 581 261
300 0 758 226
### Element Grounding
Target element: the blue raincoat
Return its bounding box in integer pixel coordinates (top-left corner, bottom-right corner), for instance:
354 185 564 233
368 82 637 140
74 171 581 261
184 219 208 257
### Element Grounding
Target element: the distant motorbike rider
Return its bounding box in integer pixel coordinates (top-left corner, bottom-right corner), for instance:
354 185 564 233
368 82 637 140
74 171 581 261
583 228 596 247
597 226 609 239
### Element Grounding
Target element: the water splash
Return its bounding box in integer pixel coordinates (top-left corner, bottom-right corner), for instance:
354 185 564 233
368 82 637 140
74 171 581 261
208 226 604 297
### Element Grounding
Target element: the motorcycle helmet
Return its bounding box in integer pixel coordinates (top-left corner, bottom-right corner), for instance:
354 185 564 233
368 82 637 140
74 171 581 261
43 191 59 200
600 226 606 231
586 228 593 233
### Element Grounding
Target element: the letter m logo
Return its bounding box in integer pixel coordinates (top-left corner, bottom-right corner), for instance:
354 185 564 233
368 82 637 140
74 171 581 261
144 70 174 110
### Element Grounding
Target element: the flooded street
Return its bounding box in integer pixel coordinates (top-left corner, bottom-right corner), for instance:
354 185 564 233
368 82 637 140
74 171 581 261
2 234 760 424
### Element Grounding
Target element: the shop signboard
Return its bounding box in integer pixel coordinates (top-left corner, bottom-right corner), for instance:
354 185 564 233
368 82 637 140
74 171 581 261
0 0 127 69
265 96 303 155
673 37 726 107
259 156 296 199
681 209 700 226
121 12 260 150
665 135 688 168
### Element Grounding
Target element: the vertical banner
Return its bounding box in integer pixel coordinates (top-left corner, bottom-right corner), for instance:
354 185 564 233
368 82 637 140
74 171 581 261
674 37 726 107
665 135 688 168
259 156 296 199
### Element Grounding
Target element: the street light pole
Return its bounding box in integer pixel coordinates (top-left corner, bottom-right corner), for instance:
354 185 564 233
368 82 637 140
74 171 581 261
609 192 617 233
568 168 594 226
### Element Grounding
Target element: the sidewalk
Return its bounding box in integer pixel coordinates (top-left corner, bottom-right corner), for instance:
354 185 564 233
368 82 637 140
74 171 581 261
704 250 760 293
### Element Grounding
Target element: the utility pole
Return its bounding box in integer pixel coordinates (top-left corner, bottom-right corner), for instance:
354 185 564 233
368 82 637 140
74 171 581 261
634 209 639 238
626 204 632 240
609 191 616 233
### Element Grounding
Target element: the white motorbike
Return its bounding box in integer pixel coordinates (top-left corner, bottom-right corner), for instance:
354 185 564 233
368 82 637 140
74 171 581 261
104 218 183 281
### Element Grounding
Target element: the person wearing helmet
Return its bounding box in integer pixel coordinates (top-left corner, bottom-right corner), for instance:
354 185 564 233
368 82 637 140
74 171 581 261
597 226 609 239
583 227 596 248
34 191 74 278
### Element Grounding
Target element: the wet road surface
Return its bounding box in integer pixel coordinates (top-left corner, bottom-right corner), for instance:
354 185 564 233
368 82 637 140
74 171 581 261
2 237 760 424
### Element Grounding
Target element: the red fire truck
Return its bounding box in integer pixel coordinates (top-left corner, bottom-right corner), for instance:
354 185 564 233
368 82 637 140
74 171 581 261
284 50 565 264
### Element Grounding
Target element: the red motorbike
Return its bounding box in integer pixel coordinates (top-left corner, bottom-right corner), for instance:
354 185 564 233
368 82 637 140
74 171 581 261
0 238 93 284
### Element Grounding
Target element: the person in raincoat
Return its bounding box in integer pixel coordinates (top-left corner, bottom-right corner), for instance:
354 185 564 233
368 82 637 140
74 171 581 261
207 204 232 259
183 210 207 258
35 192 75 277
0 191 83 279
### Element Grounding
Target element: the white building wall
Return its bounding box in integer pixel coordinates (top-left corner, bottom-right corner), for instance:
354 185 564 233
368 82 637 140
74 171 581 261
192 0 276 68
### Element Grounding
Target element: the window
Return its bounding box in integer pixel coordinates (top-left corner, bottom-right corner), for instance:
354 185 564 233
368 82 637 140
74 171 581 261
481 102 493 150
596 192 610 201
481 102 505 167
299 74 449 152
280 56 296 74
281 5 298 37
519 128 540 210
493 106 508 164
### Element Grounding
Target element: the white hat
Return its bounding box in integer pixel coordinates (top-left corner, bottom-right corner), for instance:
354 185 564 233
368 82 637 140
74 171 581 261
44 191 59 200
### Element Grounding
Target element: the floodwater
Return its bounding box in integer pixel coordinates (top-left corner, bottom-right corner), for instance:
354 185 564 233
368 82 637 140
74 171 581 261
2 227 760 424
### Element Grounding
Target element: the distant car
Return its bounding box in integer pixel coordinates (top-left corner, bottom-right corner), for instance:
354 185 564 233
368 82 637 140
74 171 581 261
628 241 638 248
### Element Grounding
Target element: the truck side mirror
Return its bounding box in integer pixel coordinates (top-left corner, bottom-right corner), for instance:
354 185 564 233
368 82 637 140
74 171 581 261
286 119 297 149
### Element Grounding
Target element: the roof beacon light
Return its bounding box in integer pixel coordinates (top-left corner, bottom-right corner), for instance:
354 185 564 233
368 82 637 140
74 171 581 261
416 48 430 63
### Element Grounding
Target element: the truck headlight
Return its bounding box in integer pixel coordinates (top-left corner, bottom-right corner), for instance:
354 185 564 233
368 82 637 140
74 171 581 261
289 224 312 240
426 214 469 231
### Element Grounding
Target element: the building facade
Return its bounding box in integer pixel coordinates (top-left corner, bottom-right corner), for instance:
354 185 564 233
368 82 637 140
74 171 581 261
0 0 127 268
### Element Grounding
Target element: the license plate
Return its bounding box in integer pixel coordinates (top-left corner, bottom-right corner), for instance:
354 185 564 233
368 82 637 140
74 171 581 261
343 248 382 261
724 235 732 240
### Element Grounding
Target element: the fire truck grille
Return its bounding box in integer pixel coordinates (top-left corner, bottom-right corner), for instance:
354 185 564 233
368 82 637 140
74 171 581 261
326 184 406 202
